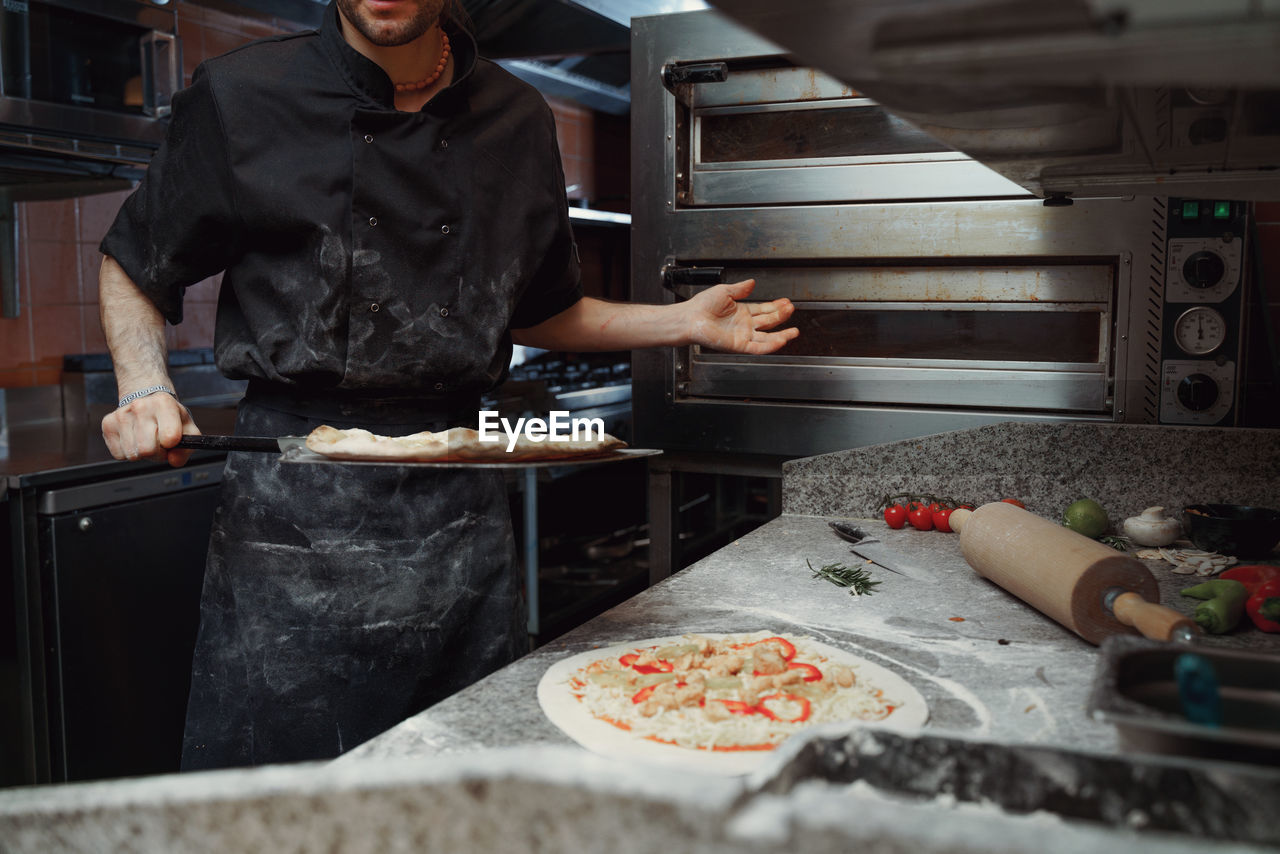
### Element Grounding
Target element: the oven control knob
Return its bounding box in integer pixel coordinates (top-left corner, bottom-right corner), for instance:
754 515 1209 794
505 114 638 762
78 516 93 533
1182 251 1225 288
1176 373 1219 411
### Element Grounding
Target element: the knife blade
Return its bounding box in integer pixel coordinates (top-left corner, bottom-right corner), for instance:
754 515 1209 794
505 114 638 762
828 520 930 580
177 434 308 453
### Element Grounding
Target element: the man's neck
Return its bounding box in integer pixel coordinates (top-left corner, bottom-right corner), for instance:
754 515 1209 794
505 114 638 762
337 10 444 91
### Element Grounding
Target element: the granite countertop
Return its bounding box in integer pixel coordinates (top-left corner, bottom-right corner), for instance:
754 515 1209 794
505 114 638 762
344 511 1276 766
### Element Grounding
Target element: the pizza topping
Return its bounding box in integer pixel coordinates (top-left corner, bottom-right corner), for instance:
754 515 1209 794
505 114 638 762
571 631 901 752
705 653 745 677
735 636 798 661
751 645 788 676
829 664 856 688
786 662 824 682
758 693 812 724
620 653 675 674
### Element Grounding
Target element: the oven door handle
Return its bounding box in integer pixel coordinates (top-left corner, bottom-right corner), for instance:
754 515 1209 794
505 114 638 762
140 31 181 118
662 264 724 299
661 62 728 92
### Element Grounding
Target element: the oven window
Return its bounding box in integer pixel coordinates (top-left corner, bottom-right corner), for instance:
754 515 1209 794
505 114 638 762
700 105 952 163
3 2 147 113
723 307 1103 363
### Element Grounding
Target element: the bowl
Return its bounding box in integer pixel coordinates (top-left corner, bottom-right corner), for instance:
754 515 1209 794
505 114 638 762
1182 503 1280 557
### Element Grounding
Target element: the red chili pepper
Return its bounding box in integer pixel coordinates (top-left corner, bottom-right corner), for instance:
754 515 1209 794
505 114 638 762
619 652 673 674
785 661 823 682
735 636 797 660
1221 565 1280 594
1245 578 1280 633
715 699 759 715
757 693 812 723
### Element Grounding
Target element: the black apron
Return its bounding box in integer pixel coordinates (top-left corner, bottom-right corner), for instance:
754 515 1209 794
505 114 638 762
181 385 525 770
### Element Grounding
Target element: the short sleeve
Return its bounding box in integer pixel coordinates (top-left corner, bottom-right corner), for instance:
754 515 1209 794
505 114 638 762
507 108 584 329
99 65 242 324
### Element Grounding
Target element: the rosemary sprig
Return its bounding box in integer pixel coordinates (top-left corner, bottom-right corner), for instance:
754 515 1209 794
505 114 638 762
807 559 882 596
1098 534 1131 552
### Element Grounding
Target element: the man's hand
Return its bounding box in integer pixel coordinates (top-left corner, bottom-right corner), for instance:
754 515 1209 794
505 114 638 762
684 279 798 354
101 391 200 468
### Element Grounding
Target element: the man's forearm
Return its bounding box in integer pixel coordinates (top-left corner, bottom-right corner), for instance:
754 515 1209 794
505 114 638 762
511 297 686 351
98 255 173 396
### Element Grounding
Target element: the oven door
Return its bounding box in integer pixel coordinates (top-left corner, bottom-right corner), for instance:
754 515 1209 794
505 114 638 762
676 262 1114 412
0 0 180 147
671 62 1031 206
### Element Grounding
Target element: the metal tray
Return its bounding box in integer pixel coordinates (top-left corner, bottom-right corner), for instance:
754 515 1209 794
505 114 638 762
1087 635 1280 765
280 446 663 469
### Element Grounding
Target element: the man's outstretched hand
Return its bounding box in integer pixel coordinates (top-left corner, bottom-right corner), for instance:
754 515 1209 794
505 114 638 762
683 279 798 354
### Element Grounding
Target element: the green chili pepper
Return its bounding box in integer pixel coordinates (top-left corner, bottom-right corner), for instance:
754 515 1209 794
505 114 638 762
1180 579 1250 634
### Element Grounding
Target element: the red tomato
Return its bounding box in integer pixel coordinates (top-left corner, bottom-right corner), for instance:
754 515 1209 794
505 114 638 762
1001 498 1026 509
932 507 954 533
908 506 934 531
883 504 907 529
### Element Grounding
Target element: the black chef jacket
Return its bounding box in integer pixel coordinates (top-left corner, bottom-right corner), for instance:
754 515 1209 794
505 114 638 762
98 4 586 770
101 1 582 396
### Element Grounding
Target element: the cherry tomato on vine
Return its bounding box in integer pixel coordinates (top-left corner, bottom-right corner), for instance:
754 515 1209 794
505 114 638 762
1001 498 1026 509
883 504 907 529
932 506 955 533
908 506 934 531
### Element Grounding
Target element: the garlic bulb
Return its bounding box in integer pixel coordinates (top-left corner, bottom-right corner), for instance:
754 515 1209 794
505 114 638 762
1121 506 1182 547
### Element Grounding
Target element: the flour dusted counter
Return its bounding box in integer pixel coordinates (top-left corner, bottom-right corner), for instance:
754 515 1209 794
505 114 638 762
2 422 1278 852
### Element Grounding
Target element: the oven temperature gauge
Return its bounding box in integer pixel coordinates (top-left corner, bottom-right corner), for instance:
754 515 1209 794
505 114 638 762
1173 306 1227 355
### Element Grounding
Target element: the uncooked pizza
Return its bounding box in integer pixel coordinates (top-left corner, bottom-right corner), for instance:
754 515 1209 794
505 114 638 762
538 631 928 774
305 425 627 462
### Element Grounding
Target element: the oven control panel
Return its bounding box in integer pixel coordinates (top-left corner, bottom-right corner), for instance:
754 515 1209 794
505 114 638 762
1160 198 1248 425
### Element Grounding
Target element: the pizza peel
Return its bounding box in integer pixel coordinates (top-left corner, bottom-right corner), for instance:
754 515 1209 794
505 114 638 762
948 502 1200 644
177 434 307 453
177 433 662 468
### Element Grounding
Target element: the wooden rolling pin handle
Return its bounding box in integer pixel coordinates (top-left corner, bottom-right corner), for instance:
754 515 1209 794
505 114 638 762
1109 591 1202 643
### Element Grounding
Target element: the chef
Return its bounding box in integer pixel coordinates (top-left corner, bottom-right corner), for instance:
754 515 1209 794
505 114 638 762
96 0 797 770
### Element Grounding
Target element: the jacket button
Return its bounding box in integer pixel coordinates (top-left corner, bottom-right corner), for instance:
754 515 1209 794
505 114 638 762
370 303 380 312
440 224 450 234
369 216 378 227
434 382 444 391
364 134 374 143
439 307 449 317
438 139 448 150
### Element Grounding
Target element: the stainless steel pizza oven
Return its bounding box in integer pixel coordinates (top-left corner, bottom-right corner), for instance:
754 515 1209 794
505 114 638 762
631 9 1189 460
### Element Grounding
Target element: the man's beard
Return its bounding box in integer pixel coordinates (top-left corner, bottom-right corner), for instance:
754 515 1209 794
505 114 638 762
336 0 445 47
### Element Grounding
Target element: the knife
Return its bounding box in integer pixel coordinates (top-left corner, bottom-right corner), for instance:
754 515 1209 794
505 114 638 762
177 434 308 453
828 520 927 580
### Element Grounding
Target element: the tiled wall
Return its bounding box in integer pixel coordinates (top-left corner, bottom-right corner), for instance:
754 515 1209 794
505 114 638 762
0 1 628 389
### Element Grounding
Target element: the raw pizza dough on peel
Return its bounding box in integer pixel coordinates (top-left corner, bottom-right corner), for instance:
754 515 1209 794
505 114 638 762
305 425 627 462
537 631 928 775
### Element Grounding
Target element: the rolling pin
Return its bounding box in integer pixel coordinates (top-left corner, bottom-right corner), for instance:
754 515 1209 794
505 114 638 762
948 502 1199 644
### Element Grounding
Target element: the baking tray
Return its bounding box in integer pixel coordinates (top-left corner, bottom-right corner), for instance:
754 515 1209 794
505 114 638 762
279 445 663 469
1087 635 1280 765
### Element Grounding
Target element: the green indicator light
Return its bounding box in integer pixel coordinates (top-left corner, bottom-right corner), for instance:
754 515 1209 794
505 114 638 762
1213 201 1231 219
1182 201 1200 219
